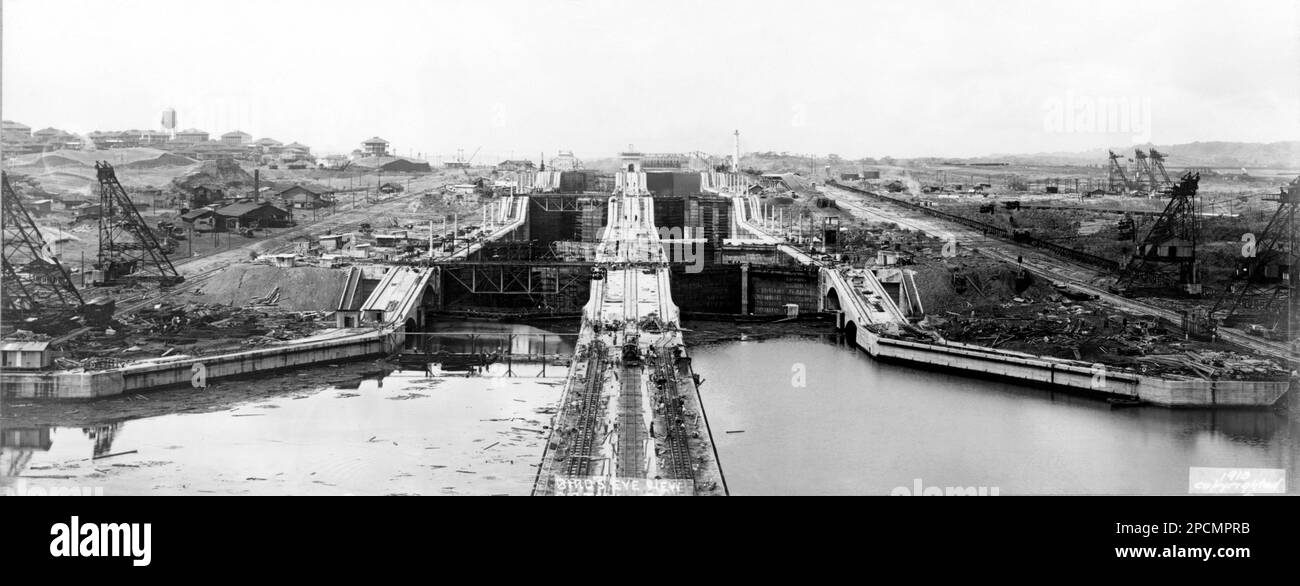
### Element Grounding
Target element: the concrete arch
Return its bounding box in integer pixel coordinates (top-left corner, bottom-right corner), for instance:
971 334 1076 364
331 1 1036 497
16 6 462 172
843 320 859 347
824 287 842 312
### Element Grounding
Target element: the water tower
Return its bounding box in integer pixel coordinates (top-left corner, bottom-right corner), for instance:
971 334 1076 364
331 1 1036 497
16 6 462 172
160 107 177 138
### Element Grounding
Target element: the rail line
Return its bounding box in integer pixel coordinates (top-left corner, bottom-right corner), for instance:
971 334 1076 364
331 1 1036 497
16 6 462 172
651 353 693 479
827 181 1119 271
563 347 606 478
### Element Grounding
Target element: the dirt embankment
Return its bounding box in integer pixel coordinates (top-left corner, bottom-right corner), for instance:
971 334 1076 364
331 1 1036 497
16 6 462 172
177 265 349 311
908 253 1289 379
910 254 1058 315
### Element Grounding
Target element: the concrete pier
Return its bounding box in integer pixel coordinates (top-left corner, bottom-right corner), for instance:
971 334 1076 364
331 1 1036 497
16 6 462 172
534 179 726 496
2 327 395 399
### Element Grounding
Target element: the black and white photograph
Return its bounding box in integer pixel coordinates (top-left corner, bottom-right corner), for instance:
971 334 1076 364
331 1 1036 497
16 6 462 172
1 0 1296 527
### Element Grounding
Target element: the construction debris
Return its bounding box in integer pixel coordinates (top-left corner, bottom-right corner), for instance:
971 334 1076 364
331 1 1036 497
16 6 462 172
928 302 1290 380
49 300 333 367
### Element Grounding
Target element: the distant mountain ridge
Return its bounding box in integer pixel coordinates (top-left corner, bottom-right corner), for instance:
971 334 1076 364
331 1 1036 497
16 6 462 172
980 141 1299 169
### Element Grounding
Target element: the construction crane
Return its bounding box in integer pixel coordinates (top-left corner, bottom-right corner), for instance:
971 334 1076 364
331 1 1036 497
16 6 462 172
1207 176 1298 337
1 171 84 316
94 161 182 285
1148 149 1174 188
1112 171 1202 296
1132 149 1155 194
1107 150 1132 194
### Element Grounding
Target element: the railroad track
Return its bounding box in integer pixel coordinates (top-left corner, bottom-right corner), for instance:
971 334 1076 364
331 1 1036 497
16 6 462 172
652 356 693 479
828 181 1119 271
563 350 606 478
111 265 227 316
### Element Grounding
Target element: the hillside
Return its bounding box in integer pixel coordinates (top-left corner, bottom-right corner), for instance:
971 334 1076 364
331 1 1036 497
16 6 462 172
982 141 1300 169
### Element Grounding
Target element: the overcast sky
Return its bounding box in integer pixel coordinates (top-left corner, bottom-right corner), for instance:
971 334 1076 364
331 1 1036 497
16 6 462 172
3 0 1297 160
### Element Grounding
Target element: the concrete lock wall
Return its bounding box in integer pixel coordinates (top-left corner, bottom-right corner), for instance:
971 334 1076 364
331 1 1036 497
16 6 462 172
848 326 1288 407
120 332 392 392
1136 378 1291 407
1 370 125 400
2 330 396 400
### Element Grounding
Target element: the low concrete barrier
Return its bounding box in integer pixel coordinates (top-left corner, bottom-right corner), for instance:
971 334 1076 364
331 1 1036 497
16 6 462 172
854 327 1289 408
2 328 398 400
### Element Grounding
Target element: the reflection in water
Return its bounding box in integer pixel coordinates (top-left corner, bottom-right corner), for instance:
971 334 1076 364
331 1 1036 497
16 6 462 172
411 331 578 356
1 426 52 479
83 423 123 458
1 423 129 480
422 320 578 356
404 321 580 375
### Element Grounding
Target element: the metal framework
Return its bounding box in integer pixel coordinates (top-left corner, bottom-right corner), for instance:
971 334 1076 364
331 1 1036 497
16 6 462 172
95 161 182 284
2 171 84 313
1149 149 1174 188
474 240 554 261
1209 179 1297 330
1132 149 1156 194
442 263 588 295
1114 172 1202 295
1107 150 1132 194
532 196 590 212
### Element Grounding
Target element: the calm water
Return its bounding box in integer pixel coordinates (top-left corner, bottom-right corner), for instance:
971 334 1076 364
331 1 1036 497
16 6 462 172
0 366 565 496
1 322 572 496
693 336 1298 495
3 327 1294 496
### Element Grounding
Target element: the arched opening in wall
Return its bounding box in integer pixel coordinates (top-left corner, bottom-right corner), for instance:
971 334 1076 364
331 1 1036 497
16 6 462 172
824 287 842 311
627 164 635 172
843 321 858 349
403 317 418 350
